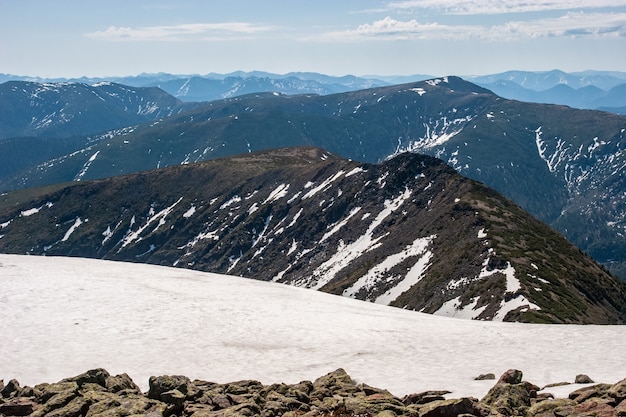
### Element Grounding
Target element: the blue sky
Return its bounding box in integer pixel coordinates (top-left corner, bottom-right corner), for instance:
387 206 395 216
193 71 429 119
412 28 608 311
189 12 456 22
1 0 626 78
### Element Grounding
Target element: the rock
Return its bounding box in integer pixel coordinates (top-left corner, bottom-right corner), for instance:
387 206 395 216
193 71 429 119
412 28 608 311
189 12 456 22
418 397 486 417
312 368 355 391
541 381 570 389
526 398 577 417
475 373 496 381
61 368 110 388
498 369 524 385
32 381 78 403
147 374 195 401
402 391 452 405
0 398 37 416
104 372 142 394
574 397 616 417
1 379 22 398
568 383 612 403
608 377 626 403
575 374 594 384
481 378 539 416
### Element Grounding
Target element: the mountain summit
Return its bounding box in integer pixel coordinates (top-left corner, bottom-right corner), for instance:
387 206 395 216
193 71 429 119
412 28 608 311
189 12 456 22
1 147 624 324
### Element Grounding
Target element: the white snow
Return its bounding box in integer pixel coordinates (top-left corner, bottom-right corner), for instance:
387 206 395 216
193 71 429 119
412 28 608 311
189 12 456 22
220 195 242 210
343 235 435 304
21 208 41 217
62 217 84 242
345 167 366 177
477 228 488 238
20 203 53 218
182 205 197 218
263 184 290 205
301 171 345 200
75 151 101 181
1 254 623 399
434 296 488 320
320 207 362 242
305 188 412 290
121 198 183 248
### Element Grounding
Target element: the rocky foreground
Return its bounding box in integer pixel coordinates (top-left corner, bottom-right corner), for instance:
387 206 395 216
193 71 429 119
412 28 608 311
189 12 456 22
1 368 625 417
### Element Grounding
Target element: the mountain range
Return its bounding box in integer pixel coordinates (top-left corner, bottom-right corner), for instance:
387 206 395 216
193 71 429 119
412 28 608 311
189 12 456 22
1 147 625 324
2 69 625 112
1 76 624 281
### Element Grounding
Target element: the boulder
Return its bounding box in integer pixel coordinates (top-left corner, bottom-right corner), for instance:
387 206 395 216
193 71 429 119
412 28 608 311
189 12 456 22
498 369 523 385
402 391 452 405
418 397 487 417
1 379 22 398
0 397 37 416
474 373 496 381
574 374 594 384
147 374 195 401
608 377 626 403
104 372 142 394
526 398 576 417
568 383 612 403
481 370 539 416
61 368 110 388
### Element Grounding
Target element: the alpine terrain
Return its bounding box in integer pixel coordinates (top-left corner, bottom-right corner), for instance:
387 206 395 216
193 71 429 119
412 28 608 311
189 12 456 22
1 147 624 324
2 76 624 280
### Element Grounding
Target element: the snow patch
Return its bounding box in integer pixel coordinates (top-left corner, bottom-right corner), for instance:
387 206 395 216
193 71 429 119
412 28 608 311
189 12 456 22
62 217 84 242
182 205 196 218
303 188 413 290
343 235 436 305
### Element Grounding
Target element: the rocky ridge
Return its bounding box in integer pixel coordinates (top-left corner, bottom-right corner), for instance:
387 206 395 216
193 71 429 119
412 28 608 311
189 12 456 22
1 368 625 417
1 148 625 324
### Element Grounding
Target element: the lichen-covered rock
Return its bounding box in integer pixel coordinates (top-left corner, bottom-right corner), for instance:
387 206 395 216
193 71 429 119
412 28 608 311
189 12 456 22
104 373 142 395
417 397 486 417
526 398 577 417
61 368 110 388
498 370 523 385
0 397 37 416
608 378 626 403
574 374 594 384
568 383 612 403
475 373 496 381
402 391 451 406
1 379 22 399
147 374 196 402
481 370 539 416
4 368 625 417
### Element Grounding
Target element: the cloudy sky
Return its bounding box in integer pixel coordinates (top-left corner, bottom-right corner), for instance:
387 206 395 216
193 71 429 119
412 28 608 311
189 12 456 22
1 0 626 78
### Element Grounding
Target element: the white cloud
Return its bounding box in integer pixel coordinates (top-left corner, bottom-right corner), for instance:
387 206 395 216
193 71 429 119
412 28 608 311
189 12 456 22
387 0 626 15
318 16 477 41
490 12 626 39
85 22 275 41
318 12 626 41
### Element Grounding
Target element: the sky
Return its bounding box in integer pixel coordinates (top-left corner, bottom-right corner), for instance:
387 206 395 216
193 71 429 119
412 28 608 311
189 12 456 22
2 254 625 399
1 0 626 78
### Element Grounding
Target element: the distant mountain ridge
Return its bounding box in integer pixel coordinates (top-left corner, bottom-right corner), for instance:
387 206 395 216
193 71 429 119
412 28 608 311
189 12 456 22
2 69 625 111
0 81 196 139
1 147 624 324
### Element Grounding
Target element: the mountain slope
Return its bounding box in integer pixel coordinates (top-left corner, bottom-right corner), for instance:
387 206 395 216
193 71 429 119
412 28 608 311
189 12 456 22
1 147 624 324
4 76 624 279
0 81 196 139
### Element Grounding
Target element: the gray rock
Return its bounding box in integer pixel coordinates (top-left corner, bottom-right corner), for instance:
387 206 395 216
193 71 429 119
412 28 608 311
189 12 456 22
575 374 594 384
474 373 496 381
0 397 37 416
498 369 524 385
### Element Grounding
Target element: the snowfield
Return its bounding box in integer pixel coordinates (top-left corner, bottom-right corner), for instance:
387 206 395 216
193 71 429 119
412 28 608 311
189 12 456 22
1 254 624 399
